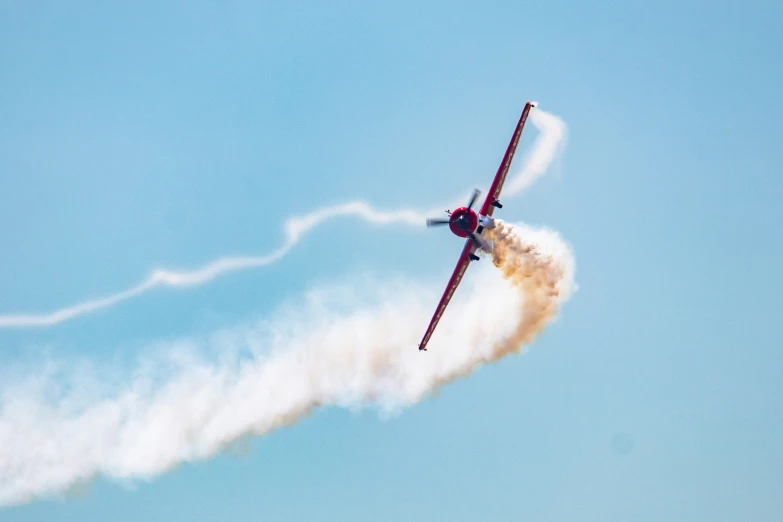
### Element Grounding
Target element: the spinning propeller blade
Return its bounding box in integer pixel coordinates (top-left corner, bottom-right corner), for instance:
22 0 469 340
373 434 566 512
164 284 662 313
467 188 480 210
426 218 451 227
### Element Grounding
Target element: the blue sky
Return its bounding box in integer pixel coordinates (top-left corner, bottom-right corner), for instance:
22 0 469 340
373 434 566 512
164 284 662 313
1 1 782 520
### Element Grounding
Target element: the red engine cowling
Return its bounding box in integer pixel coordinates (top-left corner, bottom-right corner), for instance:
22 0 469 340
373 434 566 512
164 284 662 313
448 207 479 238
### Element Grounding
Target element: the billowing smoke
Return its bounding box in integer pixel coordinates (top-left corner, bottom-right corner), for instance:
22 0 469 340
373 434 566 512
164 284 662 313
0 220 575 507
0 105 572 505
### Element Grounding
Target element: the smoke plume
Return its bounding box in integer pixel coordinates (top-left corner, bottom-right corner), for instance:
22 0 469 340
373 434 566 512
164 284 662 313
0 105 573 506
0 220 575 507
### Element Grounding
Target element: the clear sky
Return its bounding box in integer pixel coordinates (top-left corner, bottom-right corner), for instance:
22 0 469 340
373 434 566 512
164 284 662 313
1 1 781 520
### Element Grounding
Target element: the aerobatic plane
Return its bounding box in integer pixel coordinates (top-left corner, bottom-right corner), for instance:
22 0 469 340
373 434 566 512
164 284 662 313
418 101 536 351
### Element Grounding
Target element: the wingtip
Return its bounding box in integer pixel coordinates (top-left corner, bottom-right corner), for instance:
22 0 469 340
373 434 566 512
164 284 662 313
528 100 538 108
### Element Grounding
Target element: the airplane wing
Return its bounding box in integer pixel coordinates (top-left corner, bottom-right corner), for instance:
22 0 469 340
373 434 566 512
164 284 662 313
479 101 536 218
418 239 476 351
418 101 536 351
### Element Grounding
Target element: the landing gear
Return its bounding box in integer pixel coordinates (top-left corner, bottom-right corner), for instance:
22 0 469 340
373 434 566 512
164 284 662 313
492 200 503 209
469 253 480 262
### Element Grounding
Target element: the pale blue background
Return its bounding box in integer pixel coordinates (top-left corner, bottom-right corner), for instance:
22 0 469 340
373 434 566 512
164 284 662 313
1 1 782 520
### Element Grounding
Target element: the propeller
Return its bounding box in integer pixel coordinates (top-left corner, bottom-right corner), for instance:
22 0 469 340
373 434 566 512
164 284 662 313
425 189 482 229
466 188 480 210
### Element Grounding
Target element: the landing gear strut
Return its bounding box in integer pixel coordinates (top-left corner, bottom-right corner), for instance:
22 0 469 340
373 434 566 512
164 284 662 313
492 200 503 209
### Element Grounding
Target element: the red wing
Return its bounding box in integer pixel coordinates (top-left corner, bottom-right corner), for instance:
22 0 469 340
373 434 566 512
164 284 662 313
418 239 476 351
479 101 536 217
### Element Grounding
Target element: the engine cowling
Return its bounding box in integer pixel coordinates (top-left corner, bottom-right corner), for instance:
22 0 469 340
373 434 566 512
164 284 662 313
448 207 479 238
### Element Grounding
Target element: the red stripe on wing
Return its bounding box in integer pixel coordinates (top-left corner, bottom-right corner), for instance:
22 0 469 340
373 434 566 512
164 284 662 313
479 101 536 217
418 240 475 351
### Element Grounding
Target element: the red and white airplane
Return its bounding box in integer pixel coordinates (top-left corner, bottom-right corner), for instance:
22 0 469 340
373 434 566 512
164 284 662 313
418 101 536 351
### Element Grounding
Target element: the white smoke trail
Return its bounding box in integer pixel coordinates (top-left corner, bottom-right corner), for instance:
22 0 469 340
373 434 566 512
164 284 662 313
0 220 575 506
505 108 568 195
0 109 567 328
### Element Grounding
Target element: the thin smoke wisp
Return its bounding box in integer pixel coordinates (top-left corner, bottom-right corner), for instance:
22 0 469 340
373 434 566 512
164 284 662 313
0 108 567 328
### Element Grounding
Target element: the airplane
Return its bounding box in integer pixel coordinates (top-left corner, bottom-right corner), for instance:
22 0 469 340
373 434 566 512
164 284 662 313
418 101 537 351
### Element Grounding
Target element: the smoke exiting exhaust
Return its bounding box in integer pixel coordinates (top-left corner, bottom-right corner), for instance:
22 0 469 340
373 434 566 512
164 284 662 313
0 219 575 507
0 108 567 328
